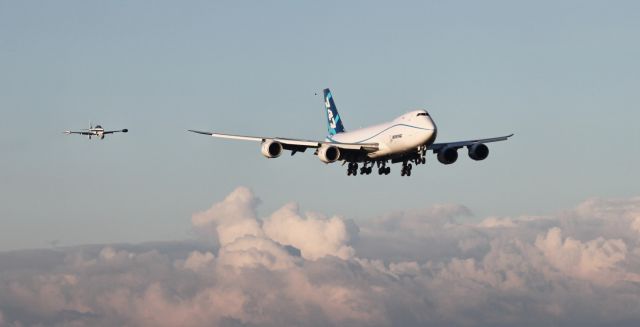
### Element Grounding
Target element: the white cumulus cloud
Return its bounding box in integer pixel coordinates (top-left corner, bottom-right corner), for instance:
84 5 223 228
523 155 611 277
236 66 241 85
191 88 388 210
263 203 355 260
1 188 640 326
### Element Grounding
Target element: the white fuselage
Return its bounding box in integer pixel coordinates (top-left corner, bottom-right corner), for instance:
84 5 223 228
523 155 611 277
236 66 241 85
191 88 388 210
326 110 437 158
87 128 105 139
89 129 104 135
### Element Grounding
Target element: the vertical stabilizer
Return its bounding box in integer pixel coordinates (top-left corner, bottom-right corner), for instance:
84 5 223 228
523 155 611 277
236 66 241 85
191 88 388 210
323 88 346 136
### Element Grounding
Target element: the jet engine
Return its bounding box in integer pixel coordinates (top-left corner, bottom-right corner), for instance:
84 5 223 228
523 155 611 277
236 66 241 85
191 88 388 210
317 144 341 163
468 143 489 161
122 129 129 133
261 140 283 158
437 147 458 165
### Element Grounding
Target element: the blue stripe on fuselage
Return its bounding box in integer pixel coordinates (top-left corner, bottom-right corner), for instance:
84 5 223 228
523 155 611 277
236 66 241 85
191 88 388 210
326 123 432 144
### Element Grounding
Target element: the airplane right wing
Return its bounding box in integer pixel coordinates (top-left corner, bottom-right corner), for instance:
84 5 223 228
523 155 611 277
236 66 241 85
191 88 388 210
103 129 129 134
188 130 378 153
428 134 514 151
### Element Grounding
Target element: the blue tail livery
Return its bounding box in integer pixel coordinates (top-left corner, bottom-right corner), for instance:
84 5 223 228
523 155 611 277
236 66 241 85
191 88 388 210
323 88 346 135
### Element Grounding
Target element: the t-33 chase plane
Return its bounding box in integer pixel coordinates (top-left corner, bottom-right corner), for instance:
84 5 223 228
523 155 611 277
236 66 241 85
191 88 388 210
189 89 513 177
64 123 128 140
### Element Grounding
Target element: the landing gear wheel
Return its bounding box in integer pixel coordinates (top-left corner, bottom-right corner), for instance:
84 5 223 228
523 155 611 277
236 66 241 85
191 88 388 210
400 161 413 177
347 163 359 176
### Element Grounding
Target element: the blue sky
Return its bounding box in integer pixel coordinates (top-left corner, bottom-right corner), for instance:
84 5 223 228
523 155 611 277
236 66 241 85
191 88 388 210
1 0 639 250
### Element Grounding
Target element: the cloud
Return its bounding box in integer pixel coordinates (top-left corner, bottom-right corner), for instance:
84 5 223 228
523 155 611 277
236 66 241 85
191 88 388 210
478 216 516 228
1 188 640 326
191 186 264 245
180 251 215 272
535 227 628 284
263 203 355 260
217 235 296 270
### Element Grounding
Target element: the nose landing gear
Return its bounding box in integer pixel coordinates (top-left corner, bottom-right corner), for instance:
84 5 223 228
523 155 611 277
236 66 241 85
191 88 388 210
414 146 427 165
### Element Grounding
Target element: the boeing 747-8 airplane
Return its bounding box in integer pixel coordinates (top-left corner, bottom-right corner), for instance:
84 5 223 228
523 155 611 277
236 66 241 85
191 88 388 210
189 89 512 177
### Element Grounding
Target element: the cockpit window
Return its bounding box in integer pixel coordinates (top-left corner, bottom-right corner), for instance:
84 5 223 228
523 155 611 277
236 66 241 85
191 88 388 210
416 112 428 117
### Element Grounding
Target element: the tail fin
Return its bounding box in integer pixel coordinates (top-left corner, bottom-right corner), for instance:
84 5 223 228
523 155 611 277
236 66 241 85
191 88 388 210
323 88 346 135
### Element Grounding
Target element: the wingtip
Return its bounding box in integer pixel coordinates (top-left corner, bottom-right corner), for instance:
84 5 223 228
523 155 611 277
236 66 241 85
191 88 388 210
188 129 213 136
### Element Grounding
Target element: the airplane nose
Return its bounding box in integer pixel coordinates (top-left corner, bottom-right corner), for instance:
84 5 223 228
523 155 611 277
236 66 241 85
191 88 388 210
423 117 435 130
425 117 437 140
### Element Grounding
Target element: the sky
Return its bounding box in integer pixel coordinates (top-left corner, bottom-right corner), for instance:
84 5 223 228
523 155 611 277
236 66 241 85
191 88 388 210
1 0 638 251
0 1 639 325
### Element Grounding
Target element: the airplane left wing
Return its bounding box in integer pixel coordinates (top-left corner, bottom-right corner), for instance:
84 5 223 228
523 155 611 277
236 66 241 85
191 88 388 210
428 134 514 151
64 131 91 135
188 130 378 152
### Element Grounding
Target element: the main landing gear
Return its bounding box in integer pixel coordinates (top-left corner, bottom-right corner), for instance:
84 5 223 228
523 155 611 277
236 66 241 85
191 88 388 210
360 162 373 175
377 161 391 175
347 161 386 176
401 161 413 177
347 162 358 176
347 156 422 177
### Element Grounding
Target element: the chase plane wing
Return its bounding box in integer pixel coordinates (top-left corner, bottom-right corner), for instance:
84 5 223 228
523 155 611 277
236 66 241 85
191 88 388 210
64 131 92 135
103 129 128 134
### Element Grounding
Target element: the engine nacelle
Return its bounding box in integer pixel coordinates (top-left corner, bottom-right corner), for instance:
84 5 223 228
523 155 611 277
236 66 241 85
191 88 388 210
437 147 458 165
468 143 489 161
317 145 341 163
261 140 283 158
